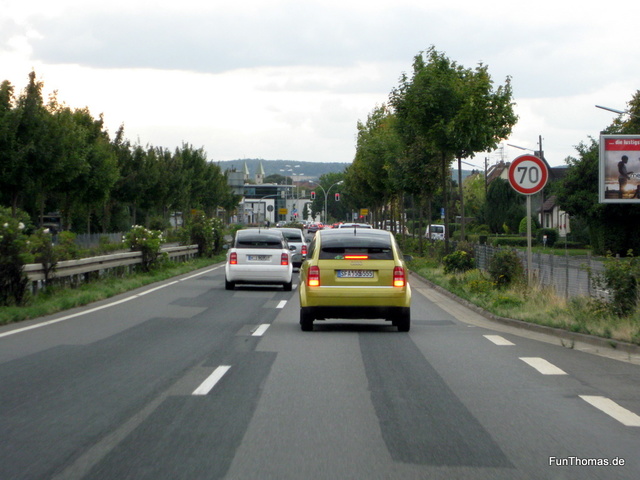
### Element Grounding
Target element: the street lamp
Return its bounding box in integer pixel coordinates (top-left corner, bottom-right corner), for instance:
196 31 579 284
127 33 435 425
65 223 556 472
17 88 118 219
507 135 544 158
254 192 283 225
595 104 639 118
310 180 343 224
507 143 534 152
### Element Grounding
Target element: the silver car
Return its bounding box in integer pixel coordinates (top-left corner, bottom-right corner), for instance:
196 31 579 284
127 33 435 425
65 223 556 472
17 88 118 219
272 227 307 268
225 229 293 290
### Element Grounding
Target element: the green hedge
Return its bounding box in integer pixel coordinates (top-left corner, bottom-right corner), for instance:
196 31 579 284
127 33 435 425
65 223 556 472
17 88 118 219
489 237 535 247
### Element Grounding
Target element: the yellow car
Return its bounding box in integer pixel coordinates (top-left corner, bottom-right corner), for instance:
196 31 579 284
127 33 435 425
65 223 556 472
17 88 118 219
299 228 412 331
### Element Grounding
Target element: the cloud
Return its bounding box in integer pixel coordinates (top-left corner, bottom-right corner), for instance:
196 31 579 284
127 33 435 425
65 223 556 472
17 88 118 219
25 3 621 104
3 0 639 166
27 6 404 73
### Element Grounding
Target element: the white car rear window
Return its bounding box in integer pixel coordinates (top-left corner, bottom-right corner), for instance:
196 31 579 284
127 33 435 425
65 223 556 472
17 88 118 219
236 235 283 249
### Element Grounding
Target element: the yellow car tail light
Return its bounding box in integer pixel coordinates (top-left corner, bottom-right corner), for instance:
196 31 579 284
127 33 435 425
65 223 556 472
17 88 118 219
393 266 405 287
308 265 320 286
344 254 369 260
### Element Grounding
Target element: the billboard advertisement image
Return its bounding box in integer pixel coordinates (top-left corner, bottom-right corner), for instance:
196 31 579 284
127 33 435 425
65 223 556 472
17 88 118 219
600 135 640 203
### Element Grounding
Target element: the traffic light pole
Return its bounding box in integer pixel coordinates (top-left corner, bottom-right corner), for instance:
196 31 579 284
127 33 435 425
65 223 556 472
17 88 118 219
311 181 343 224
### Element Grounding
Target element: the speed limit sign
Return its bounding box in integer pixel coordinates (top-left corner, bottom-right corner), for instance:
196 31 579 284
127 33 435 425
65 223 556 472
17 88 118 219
508 154 548 195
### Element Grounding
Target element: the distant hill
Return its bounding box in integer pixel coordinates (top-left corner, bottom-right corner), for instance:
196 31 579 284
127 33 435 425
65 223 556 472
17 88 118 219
215 159 348 181
215 158 475 182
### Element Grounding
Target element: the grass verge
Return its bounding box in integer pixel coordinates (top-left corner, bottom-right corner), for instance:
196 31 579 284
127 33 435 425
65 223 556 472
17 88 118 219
409 258 640 346
0 256 225 327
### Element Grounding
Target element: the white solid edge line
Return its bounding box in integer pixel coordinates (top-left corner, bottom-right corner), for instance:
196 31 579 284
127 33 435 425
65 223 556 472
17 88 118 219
193 365 231 396
0 296 137 339
276 300 287 309
0 265 223 339
137 281 179 296
520 357 568 375
252 324 270 337
180 265 223 282
580 395 640 427
484 335 515 346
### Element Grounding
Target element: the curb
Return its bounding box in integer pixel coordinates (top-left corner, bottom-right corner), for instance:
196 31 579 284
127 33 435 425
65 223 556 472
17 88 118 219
410 271 640 356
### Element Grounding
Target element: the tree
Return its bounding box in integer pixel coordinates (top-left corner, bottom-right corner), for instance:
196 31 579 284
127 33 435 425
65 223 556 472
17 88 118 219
8 72 48 216
393 138 441 250
264 174 288 184
390 47 516 246
1 72 237 234
347 105 402 225
0 81 17 210
44 101 92 229
485 178 525 233
460 172 486 223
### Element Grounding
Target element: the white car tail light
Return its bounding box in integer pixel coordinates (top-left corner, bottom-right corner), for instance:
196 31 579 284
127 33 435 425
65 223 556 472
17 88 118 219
230 252 238 265
308 265 320 287
393 266 405 287
301 244 307 256
281 253 289 266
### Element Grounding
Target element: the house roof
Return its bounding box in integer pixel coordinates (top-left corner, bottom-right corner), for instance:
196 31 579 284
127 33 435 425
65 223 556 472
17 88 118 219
540 195 558 212
486 161 510 184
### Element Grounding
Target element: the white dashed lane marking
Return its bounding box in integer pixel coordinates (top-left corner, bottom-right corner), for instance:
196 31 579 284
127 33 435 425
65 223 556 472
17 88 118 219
252 324 270 337
484 335 515 346
192 366 231 396
580 396 640 427
520 357 568 375
276 300 287 309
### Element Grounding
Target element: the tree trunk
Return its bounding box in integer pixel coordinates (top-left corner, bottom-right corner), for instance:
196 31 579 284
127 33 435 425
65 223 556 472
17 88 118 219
442 152 450 254
458 156 465 241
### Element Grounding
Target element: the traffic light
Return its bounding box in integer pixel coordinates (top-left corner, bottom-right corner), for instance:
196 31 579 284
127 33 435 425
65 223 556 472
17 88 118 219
311 191 316 200
335 193 340 202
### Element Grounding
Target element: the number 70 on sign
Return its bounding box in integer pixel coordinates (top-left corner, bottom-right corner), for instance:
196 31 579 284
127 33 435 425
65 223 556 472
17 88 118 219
508 154 548 195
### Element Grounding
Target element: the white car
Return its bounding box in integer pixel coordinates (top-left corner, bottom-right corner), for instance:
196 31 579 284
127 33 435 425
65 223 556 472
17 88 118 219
425 224 446 240
272 227 307 268
225 229 293 290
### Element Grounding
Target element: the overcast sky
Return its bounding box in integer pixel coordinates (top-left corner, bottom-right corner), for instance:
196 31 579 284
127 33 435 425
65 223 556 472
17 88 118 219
2 0 638 168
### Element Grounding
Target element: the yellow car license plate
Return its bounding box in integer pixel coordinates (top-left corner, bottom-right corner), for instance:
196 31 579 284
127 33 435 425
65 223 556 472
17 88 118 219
337 270 374 278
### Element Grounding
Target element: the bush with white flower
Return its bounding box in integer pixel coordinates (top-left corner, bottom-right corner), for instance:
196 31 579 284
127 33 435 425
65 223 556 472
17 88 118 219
29 228 57 285
124 225 164 271
179 212 224 257
0 214 31 306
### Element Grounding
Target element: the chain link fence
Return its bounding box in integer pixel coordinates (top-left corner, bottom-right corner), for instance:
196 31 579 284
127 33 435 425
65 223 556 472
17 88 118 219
474 244 607 299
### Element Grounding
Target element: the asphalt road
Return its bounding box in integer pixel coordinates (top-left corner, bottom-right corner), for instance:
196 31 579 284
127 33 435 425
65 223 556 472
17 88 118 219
1 264 639 480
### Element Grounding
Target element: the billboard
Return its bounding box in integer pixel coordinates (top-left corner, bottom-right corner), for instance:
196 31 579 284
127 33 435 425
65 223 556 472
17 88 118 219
599 135 640 203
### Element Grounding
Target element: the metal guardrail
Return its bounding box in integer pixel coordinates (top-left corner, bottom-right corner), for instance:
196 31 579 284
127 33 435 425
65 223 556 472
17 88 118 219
23 245 199 290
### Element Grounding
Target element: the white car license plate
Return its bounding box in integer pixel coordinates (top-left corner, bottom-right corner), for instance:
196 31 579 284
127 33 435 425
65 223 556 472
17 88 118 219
248 255 271 261
338 270 374 278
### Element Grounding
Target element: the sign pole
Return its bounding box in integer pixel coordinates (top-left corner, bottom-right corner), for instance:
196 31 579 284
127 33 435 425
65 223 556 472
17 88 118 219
526 196 532 284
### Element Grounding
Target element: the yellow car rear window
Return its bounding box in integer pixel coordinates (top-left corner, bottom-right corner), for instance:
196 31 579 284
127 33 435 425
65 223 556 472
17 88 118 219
319 238 393 260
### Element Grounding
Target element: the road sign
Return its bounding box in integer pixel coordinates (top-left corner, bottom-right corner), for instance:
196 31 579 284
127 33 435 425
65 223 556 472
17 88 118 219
508 154 548 195
507 154 548 285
